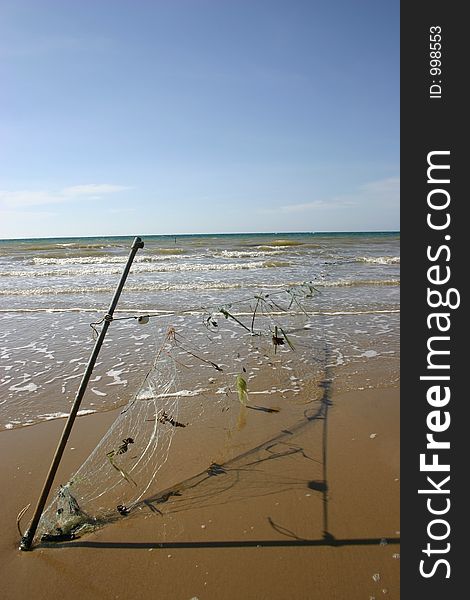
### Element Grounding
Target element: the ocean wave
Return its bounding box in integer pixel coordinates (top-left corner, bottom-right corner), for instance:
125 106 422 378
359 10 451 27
0 306 400 316
0 242 127 255
356 256 400 265
254 242 323 252
2 408 97 430
260 239 305 247
256 243 299 250
56 242 125 250
1 242 114 252
22 247 188 260
263 260 290 268
218 249 284 258
0 307 112 313
30 255 172 265
317 278 400 287
0 277 399 296
38 409 97 420
0 260 289 278
147 247 187 255
0 281 262 296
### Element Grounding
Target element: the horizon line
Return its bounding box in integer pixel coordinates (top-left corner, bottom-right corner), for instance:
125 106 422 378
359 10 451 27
0 229 400 242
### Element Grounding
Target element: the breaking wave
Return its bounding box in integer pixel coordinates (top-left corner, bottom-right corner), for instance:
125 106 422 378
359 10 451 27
0 277 400 296
0 260 290 279
356 256 400 265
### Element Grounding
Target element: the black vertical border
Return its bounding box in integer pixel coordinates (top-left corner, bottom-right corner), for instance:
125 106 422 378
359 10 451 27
401 2 465 596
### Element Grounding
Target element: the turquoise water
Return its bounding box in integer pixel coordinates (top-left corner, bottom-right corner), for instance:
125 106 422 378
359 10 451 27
0 232 399 429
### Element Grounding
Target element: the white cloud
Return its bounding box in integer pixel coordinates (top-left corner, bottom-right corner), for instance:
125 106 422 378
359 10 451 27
260 197 357 215
261 177 399 215
360 177 400 195
62 184 131 197
0 183 131 209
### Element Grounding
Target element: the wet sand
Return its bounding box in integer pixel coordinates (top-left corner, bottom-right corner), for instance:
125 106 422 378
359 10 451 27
0 375 399 600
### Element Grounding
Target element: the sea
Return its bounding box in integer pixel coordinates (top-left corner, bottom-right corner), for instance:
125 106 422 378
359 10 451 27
0 232 399 431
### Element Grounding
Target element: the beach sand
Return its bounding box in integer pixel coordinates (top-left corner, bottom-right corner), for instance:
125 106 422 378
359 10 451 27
0 375 399 600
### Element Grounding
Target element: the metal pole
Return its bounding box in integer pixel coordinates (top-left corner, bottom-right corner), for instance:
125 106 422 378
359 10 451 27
20 236 145 551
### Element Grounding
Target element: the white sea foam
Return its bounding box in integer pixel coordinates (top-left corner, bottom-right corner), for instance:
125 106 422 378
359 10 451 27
356 256 400 265
37 409 97 420
0 276 399 297
218 249 284 258
316 278 400 287
106 369 127 386
360 350 379 358
157 388 209 398
91 388 107 396
8 381 38 392
0 281 268 296
31 255 169 265
0 260 288 279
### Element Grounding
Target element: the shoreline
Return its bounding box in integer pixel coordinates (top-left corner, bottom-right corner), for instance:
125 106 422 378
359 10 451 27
0 379 399 599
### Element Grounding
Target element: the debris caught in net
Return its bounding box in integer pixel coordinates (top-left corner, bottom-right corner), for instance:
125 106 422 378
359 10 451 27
36 286 323 543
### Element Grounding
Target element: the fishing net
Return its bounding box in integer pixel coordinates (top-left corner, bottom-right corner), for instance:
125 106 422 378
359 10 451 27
36 286 324 543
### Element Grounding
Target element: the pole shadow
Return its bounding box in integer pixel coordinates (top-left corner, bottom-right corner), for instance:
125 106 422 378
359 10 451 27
48 536 400 550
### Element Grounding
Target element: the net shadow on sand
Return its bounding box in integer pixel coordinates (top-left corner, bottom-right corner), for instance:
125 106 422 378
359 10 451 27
40 346 400 551
35 290 328 544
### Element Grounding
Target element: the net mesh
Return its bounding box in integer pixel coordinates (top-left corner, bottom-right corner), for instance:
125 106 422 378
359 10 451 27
36 287 323 543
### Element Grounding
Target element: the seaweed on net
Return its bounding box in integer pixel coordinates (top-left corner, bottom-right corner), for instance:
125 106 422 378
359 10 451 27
36 287 318 543
37 326 181 541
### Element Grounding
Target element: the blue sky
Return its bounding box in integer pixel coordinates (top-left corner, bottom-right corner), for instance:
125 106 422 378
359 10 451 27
0 0 399 238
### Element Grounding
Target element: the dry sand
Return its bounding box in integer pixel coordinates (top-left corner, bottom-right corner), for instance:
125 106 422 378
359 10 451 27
0 380 399 600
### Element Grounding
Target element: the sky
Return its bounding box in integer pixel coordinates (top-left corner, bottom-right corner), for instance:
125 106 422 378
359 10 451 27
0 0 399 239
